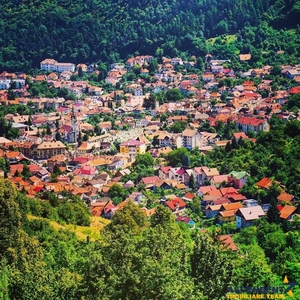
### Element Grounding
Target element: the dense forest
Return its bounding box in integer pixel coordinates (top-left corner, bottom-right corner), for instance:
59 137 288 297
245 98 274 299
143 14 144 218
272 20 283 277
0 0 300 71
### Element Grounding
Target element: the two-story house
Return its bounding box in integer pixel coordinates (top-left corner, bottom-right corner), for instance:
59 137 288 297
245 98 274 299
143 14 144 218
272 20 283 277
119 139 146 157
236 206 265 228
165 198 186 215
218 202 242 224
235 116 267 133
228 171 249 189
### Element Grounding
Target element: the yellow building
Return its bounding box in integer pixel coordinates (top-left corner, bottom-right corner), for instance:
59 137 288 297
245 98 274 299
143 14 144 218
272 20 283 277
120 139 146 157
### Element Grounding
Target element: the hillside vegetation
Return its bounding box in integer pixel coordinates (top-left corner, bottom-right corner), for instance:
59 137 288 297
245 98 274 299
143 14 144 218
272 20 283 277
1 0 300 71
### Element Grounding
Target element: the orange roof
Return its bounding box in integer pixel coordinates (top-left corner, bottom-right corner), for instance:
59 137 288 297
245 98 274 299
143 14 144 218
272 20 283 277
277 192 294 203
221 202 242 211
280 205 297 219
219 210 236 217
5 151 22 158
220 235 238 251
256 177 273 189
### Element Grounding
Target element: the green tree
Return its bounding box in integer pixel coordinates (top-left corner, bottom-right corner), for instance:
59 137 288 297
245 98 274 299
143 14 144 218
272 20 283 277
0 179 21 259
182 152 191 168
232 244 279 288
267 197 280 224
134 153 154 167
21 164 31 180
165 88 183 102
189 174 196 190
169 121 187 133
108 184 129 204
167 148 189 167
191 232 233 300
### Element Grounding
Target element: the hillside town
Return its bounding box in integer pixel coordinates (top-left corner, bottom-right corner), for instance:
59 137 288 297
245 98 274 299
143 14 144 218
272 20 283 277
0 54 300 229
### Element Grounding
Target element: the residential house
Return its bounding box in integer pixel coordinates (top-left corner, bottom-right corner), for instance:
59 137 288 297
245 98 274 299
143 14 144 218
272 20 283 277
235 116 267 133
119 139 146 157
201 167 219 185
210 175 229 187
135 118 149 127
205 205 222 219
277 192 296 204
239 54 252 61
165 198 186 215
157 132 172 148
197 185 218 197
176 216 195 228
127 192 146 205
202 73 215 82
168 167 191 185
231 132 248 141
279 205 297 221
256 177 273 189
141 176 161 190
0 79 11 89
193 167 203 187
228 171 249 189
218 202 242 224
40 59 75 72
158 166 172 180
236 206 265 228
35 141 66 159
182 192 195 202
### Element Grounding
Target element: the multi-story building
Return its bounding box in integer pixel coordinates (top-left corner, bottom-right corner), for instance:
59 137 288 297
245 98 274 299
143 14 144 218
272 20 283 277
20 140 66 159
35 141 67 159
181 129 200 150
40 59 75 73
119 139 146 157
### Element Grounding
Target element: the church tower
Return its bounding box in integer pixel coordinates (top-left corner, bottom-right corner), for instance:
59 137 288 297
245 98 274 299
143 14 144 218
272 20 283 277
70 106 79 144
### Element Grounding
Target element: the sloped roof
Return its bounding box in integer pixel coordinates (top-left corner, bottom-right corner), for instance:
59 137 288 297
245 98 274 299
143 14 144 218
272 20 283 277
237 206 265 221
220 235 238 251
165 198 186 210
221 202 242 211
279 205 297 219
256 177 273 189
277 192 295 203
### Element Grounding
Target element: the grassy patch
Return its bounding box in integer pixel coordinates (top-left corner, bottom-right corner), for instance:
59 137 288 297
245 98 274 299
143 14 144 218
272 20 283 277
27 215 110 241
207 34 237 45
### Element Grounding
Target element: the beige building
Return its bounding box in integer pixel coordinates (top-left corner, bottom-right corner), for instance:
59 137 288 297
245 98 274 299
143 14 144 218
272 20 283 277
35 141 66 159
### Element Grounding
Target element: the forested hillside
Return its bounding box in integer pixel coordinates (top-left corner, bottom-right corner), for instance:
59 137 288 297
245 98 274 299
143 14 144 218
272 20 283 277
1 0 300 71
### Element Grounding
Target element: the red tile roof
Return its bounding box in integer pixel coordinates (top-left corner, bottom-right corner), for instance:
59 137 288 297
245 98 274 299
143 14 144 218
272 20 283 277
141 176 160 185
236 116 266 127
160 166 172 174
165 198 186 210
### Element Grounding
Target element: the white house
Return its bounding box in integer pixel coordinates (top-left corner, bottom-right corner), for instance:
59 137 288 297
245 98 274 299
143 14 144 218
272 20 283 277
40 59 75 73
0 79 11 89
236 206 265 228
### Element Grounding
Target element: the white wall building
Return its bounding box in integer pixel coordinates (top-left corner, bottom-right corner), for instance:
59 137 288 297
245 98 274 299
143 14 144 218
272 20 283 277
0 79 11 89
40 59 75 73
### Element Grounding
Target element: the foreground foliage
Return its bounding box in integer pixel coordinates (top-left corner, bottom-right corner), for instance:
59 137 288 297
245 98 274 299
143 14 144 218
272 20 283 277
2 178 300 299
